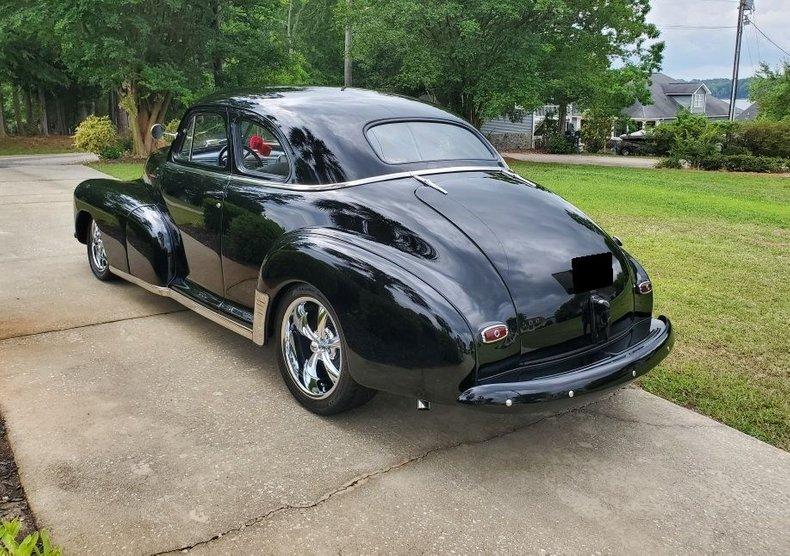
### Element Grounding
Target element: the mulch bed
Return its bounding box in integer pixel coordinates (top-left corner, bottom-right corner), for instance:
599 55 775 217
0 415 36 536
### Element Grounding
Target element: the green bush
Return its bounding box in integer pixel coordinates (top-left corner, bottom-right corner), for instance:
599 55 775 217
72 116 121 159
738 121 790 158
0 519 61 556
719 154 788 173
581 114 612 153
540 133 577 154
696 154 724 171
656 157 683 169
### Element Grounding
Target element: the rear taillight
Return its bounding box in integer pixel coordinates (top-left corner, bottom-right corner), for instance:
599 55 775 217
481 323 508 343
636 280 652 295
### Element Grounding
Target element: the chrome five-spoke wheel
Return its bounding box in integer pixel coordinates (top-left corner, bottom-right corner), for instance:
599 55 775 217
281 296 342 399
90 220 108 272
87 218 113 281
275 285 375 414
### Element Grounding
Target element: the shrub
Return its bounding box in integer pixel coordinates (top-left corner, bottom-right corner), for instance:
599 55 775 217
541 133 578 154
0 519 61 555
656 157 683 169
72 116 120 159
696 154 724 171
581 114 612 153
719 154 788 173
738 121 790 158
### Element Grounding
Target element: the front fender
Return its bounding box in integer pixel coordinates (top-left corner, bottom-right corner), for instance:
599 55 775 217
258 230 477 402
74 177 180 284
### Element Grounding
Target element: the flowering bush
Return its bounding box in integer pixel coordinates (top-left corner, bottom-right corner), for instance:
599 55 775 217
72 116 121 159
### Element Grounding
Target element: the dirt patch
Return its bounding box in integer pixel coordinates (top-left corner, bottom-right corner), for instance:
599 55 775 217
0 415 36 535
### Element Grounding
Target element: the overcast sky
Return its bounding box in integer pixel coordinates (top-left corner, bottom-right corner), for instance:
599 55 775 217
647 0 789 79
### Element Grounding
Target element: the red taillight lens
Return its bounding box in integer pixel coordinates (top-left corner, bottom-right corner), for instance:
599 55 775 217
481 324 508 343
636 280 652 295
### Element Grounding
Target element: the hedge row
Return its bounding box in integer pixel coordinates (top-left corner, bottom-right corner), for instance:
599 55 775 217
658 154 789 173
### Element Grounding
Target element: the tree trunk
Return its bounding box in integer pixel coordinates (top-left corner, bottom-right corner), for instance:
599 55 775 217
556 102 568 136
38 87 49 136
12 87 22 134
0 84 7 136
211 0 223 88
120 82 171 157
24 88 33 129
343 0 352 87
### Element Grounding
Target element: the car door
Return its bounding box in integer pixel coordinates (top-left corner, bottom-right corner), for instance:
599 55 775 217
221 112 294 310
161 109 230 297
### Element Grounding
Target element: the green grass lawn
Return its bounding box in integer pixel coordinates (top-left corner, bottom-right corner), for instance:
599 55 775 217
0 135 78 155
88 158 789 448
509 161 789 449
87 161 145 181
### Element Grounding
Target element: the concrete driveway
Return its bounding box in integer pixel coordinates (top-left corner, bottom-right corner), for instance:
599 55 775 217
0 155 788 555
504 151 659 168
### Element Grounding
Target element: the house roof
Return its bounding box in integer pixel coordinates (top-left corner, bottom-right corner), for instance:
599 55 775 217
623 73 732 120
663 82 709 95
736 102 759 120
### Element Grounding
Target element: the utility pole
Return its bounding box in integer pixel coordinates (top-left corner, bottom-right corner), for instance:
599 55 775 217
728 0 753 120
344 0 352 87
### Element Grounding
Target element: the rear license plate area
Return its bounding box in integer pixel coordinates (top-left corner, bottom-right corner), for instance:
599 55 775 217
571 252 613 293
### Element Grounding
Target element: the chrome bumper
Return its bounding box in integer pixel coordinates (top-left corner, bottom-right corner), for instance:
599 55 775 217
458 316 674 409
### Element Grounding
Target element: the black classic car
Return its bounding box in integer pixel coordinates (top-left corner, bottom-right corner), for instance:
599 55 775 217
73 87 673 414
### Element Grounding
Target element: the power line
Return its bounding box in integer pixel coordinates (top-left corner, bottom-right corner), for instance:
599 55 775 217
656 25 737 30
749 20 790 58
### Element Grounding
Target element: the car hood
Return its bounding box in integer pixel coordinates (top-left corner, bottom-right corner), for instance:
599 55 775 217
415 170 636 374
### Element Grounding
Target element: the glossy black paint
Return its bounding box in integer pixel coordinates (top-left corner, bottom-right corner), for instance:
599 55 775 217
73 87 672 408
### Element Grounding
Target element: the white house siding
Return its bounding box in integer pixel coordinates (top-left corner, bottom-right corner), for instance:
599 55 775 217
481 114 534 150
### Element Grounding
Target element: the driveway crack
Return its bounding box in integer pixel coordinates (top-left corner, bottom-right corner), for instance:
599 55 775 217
583 409 719 429
151 401 599 555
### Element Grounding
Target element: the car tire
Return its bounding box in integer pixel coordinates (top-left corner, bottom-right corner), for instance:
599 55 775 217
87 219 115 281
620 147 631 156
275 284 376 415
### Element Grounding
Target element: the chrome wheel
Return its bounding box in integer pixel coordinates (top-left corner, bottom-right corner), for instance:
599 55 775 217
89 220 108 272
280 296 342 399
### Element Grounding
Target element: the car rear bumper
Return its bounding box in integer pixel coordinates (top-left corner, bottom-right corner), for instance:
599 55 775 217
457 316 673 410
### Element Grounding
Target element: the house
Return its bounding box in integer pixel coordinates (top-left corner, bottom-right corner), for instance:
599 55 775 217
736 102 758 120
481 104 582 150
622 73 734 128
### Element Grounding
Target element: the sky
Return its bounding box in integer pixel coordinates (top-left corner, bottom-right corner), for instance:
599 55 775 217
647 0 789 80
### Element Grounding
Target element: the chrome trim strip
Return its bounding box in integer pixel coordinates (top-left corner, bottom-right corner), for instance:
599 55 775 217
252 290 269 345
109 266 254 341
225 165 509 191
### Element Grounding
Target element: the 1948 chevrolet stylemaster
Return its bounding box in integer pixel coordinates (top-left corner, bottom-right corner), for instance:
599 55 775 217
73 87 673 414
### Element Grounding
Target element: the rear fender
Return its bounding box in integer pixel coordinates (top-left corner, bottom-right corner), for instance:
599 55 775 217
258 230 476 402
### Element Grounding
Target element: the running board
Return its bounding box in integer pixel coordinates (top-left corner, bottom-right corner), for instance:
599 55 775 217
108 266 268 345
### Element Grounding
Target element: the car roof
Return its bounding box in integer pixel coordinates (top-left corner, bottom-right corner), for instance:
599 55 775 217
191 87 501 185
197 87 462 124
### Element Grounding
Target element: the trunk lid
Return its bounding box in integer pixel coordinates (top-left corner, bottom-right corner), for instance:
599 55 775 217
415 171 635 374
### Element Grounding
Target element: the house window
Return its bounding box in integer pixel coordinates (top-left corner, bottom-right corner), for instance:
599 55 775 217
692 93 705 111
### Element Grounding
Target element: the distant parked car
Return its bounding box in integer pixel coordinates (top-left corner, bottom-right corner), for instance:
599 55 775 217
613 130 649 156
72 87 673 415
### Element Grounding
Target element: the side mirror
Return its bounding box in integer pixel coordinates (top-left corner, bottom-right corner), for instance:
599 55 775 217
150 123 165 140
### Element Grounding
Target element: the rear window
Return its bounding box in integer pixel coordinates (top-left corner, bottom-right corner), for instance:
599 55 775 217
366 121 494 164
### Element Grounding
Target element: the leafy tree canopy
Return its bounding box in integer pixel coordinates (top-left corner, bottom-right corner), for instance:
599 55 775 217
749 62 790 122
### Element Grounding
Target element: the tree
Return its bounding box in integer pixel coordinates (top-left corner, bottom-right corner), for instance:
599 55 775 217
50 0 297 155
749 62 790 121
537 0 662 134
352 0 552 127
351 0 661 129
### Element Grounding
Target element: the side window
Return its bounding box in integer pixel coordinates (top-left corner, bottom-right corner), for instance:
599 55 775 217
235 118 290 180
190 112 229 169
173 115 195 162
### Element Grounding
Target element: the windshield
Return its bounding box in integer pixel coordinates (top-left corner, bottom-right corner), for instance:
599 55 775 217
366 121 495 164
